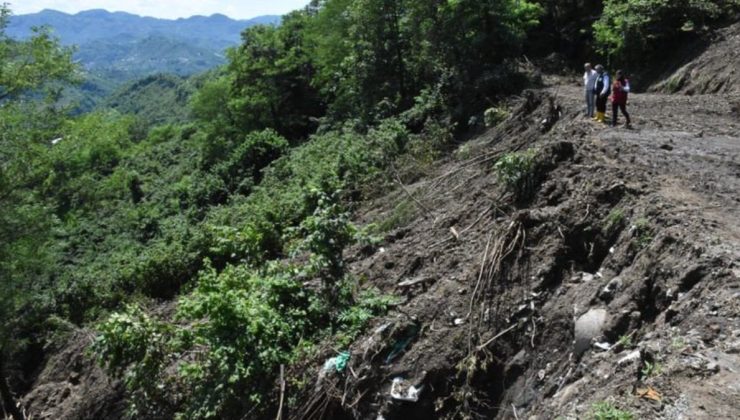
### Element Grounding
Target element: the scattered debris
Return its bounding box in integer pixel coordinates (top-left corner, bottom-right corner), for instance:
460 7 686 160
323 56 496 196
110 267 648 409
636 387 662 402
390 378 423 402
618 350 642 366
594 342 612 351
323 351 351 373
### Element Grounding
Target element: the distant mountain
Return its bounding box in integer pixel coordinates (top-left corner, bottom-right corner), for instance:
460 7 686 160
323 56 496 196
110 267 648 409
6 9 281 112
7 9 281 50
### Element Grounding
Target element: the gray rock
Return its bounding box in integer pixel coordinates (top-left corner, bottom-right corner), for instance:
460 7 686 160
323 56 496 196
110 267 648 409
599 277 623 300
575 308 608 355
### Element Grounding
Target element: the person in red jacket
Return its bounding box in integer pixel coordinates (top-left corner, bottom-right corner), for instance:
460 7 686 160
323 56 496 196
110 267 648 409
611 69 632 127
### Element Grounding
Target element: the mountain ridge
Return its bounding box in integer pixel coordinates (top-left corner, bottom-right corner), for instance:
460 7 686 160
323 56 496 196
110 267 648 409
7 9 281 47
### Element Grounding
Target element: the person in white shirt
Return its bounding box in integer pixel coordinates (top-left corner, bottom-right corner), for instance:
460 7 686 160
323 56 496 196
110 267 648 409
583 63 598 118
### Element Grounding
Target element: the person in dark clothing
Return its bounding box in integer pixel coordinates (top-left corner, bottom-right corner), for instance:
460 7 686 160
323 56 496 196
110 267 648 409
592 64 611 123
611 69 632 127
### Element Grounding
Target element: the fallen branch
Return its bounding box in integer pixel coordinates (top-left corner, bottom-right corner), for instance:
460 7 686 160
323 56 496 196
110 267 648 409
476 323 518 351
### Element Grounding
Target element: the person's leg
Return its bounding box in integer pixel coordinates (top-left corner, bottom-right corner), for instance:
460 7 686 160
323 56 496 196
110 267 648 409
596 95 607 122
621 103 631 125
612 102 618 126
586 91 595 117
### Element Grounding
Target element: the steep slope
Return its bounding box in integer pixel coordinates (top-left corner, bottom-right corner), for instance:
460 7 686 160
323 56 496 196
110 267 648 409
103 74 196 127
18 78 740 419
651 21 740 96
290 83 740 419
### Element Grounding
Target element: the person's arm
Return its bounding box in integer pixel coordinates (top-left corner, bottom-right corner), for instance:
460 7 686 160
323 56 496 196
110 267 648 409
601 74 610 95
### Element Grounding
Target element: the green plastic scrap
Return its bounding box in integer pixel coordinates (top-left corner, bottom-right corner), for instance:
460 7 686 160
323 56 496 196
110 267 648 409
334 351 351 372
323 351 351 373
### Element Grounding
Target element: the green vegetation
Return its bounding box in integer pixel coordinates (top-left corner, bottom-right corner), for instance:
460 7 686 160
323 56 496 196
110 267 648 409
641 360 663 378
591 401 634 420
594 0 740 65
3 0 739 418
617 333 634 349
494 149 539 198
604 208 625 232
484 107 509 127
633 218 654 249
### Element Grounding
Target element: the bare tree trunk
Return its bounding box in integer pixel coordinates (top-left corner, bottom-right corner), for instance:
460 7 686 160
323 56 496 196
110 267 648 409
0 357 25 420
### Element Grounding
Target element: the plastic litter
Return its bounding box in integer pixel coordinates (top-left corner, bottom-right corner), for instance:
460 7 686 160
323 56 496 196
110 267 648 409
390 377 424 402
385 324 420 364
593 342 612 351
323 351 351 373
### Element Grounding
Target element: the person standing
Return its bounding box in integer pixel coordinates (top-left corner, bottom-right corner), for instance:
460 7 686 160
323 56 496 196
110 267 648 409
583 63 598 118
593 64 610 123
611 69 632 127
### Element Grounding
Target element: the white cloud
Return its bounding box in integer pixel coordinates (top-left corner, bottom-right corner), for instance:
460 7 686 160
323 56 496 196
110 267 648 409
9 0 309 19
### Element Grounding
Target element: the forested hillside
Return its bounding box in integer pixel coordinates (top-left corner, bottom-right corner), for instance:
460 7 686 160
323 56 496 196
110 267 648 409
2 1 739 419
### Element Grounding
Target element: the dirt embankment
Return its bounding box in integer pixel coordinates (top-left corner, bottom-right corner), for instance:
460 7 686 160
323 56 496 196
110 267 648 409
294 83 740 419
651 21 740 97
14 58 740 420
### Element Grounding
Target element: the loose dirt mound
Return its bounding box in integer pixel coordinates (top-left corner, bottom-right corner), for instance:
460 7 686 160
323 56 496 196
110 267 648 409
294 83 740 419
651 22 740 96
19 330 125 420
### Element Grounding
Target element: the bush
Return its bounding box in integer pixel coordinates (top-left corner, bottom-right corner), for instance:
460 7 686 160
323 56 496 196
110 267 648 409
484 107 509 127
214 129 289 194
594 0 740 65
494 148 538 198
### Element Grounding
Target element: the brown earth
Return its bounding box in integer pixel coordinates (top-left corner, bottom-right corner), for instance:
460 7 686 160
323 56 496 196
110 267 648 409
12 67 740 420
293 81 740 419
651 21 740 96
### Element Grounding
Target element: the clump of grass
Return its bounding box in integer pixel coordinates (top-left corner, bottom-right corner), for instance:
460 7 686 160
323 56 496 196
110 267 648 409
617 333 633 348
454 143 473 161
641 360 662 378
604 208 625 232
375 199 418 233
591 402 634 420
633 218 653 249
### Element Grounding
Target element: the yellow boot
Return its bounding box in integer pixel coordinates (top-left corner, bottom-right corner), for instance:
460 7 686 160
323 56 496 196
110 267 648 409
596 112 605 123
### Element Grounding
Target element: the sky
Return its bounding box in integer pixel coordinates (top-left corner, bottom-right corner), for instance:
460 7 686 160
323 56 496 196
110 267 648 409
9 0 310 20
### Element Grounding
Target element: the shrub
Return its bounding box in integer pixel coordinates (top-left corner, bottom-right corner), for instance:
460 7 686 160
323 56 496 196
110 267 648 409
594 0 740 65
214 129 289 194
94 305 175 418
484 107 509 127
494 149 538 198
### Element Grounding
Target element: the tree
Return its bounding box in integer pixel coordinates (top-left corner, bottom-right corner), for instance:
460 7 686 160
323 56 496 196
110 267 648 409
0 4 77 418
227 11 325 141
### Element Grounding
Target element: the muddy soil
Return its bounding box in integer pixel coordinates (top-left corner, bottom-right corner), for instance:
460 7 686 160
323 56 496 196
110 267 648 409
291 81 740 419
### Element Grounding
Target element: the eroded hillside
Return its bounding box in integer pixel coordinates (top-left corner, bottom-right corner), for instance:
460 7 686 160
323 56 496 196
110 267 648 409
19 78 740 420
292 82 740 419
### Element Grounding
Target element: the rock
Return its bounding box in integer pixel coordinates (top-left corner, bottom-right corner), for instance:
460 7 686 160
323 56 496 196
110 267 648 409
599 277 623 300
575 308 608 355
705 361 720 373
